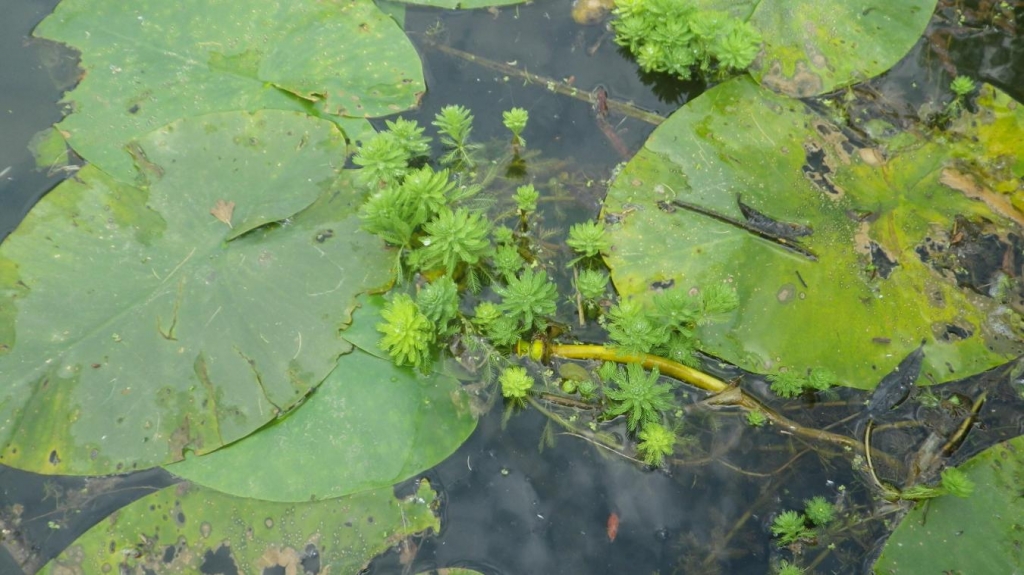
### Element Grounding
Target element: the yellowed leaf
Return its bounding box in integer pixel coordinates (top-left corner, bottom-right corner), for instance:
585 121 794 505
210 200 235 228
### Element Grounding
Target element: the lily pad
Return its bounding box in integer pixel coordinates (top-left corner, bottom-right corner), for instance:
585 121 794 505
873 434 1024 573
0 110 392 475
42 479 440 574
34 0 424 180
695 0 936 96
167 305 476 501
604 78 1023 389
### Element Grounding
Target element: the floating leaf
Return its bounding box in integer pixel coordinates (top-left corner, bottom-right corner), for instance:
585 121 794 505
167 336 476 502
874 434 1024 573
0 111 392 475
33 0 424 180
41 479 439 574
604 78 1023 389
691 0 937 95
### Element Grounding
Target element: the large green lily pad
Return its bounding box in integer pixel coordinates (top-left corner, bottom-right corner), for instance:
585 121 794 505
873 434 1024 573
34 0 424 180
604 78 1023 389
0 110 392 475
696 0 936 96
167 302 476 501
42 479 439 574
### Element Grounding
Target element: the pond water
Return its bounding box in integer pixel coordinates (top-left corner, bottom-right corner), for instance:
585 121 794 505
1 1 1023 574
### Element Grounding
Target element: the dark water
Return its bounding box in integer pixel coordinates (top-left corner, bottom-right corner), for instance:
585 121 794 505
1 1 1023 574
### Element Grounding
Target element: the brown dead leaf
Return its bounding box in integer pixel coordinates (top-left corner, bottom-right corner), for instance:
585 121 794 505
210 200 235 228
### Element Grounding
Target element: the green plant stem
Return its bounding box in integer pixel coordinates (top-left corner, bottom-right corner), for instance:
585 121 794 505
527 342 730 393
518 340 903 471
419 36 665 126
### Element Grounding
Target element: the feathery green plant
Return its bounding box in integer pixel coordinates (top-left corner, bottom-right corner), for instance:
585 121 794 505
771 510 811 545
503 107 529 151
606 298 670 353
803 496 835 526
636 422 675 466
433 104 481 168
513 184 540 214
566 220 610 262
612 0 762 80
495 268 559 330
377 294 434 368
575 269 609 303
603 363 675 432
353 132 411 189
417 276 460 338
384 117 431 158
769 366 836 398
492 244 525 281
499 366 535 403
413 207 493 275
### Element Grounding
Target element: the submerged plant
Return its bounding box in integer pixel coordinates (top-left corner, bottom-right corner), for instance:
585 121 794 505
606 299 670 354
385 117 431 158
499 366 535 403
417 276 460 338
940 466 975 498
353 132 411 189
612 1 762 80
377 294 434 368
769 366 836 398
413 207 493 275
604 363 675 432
513 184 540 214
803 496 835 526
771 510 811 545
636 422 675 466
492 244 525 281
433 104 480 168
495 268 559 330
575 269 609 303
503 107 529 151
566 220 610 261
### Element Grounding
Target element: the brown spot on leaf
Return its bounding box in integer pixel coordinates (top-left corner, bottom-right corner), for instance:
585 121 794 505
210 200 235 228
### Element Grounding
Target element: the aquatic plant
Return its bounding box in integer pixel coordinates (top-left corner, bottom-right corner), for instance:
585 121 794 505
566 220 610 260
604 363 675 432
486 315 527 347
417 276 460 338
513 184 539 214
697 282 740 325
499 366 535 403
940 467 975 498
804 496 835 526
433 104 480 168
575 269 609 302
492 244 525 281
384 117 431 158
769 365 835 398
945 75 977 117
413 207 493 275
606 299 670 354
777 561 804 575
495 268 559 330
746 409 767 427
492 225 515 245
353 132 411 189
636 422 675 466
611 0 762 80
377 294 434 368
360 185 420 248
399 166 458 224
472 301 502 328
503 107 529 151
771 510 811 545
